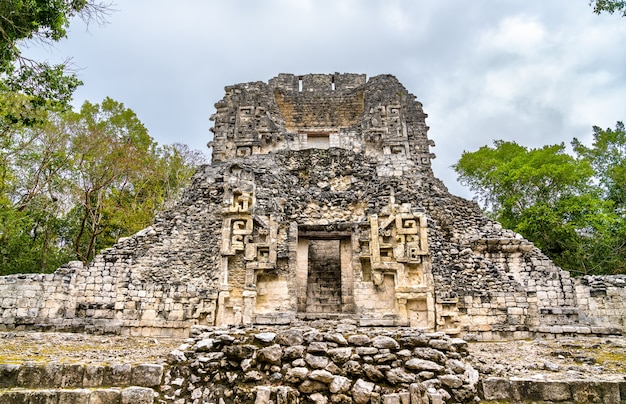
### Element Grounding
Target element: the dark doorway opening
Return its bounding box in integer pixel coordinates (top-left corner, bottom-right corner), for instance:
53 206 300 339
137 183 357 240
306 239 342 313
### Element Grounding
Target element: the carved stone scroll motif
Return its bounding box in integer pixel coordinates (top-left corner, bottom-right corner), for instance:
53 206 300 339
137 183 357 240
244 216 277 272
365 104 404 142
360 206 435 328
221 165 256 256
221 217 253 255
368 211 428 275
233 106 278 154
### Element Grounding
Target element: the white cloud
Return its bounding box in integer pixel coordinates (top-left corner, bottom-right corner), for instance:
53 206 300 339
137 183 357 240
18 0 626 199
479 15 547 56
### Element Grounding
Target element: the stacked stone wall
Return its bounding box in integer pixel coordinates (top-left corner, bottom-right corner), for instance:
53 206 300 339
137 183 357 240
162 322 480 403
575 275 626 331
0 266 76 331
274 90 364 132
0 165 227 337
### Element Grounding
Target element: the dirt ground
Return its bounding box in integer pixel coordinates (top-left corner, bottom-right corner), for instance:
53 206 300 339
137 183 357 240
0 331 184 365
467 335 626 382
1 331 625 383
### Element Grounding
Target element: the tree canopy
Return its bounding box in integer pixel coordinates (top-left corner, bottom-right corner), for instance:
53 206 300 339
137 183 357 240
0 0 110 127
573 122 626 209
0 1 209 276
590 0 626 16
0 0 109 72
0 97 206 274
454 125 626 275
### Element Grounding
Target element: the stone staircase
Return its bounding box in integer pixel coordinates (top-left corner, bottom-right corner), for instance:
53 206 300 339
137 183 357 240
532 306 623 337
306 243 343 314
0 362 162 403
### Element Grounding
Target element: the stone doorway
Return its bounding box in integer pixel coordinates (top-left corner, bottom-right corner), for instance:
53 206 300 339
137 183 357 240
306 240 342 313
296 228 354 316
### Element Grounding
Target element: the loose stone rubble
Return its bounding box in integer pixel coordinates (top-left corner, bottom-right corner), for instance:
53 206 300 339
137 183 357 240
162 321 481 404
0 330 624 403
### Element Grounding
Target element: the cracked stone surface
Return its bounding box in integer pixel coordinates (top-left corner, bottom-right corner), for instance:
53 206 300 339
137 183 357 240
467 336 626 382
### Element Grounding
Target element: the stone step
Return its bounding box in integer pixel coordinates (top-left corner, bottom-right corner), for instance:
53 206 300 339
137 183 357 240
531 324 623 336
0 362 163 390
0 386 154 404
306 298 341 304
481 377 625 404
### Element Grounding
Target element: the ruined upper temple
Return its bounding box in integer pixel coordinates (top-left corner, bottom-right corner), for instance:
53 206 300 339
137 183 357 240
0 73 624 339
209 73 435 172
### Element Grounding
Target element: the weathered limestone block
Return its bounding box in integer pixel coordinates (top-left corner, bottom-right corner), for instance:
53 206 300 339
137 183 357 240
277 329 304 346
386 368 417 384
329 375 352 394
58 389 90 404
299 379 327 394
404 359 444 373
362 363 385 382
121 386 154 404
305 353 330 369
283 344 306 359
352 378 375 404
0 364 20 388
89 388 121 404
82 365 105 387
347 334 371 346
372 335 400 350
309 369 334 384
285 367 309 383
327 347 353 364
254 332 276 343
569 380 621 404
130 364 163 387
102 363 132 386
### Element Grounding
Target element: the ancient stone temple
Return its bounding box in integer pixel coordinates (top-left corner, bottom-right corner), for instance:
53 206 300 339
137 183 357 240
0 73 624 339
209 73 437 329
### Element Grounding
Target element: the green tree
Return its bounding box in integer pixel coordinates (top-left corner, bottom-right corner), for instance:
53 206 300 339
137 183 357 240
0 0 109 73
590 0 626 16
572 122 626 274
0 97 206 274
63 98 158 262
0 0 110 137
453 141 593 225
573 122 626 208
454 139 625 275
0 106 75 273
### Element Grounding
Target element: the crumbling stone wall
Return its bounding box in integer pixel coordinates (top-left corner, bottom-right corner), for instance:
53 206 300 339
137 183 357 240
0 73 624 339
575 275 626 331
162 322 480 403
1 165 227 337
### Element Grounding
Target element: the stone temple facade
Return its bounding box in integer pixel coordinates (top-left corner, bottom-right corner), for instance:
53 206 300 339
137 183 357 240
0 73 624 339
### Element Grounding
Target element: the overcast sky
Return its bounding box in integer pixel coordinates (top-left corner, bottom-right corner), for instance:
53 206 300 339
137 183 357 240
23 0 626 199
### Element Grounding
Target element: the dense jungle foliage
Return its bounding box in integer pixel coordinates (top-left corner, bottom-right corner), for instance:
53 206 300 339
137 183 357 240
454 122 626 275
0 1 206 274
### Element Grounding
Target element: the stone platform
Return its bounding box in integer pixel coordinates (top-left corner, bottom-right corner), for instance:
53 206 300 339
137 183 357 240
1 327 624 403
